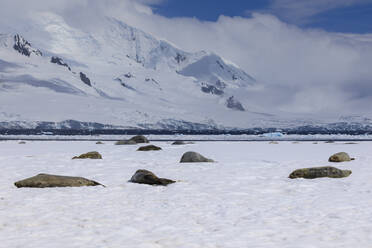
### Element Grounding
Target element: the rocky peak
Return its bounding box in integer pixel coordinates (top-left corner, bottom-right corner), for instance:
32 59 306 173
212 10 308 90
13 34 42 57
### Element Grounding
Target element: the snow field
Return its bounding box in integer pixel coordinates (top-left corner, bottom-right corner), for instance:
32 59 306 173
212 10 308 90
0 141 371 247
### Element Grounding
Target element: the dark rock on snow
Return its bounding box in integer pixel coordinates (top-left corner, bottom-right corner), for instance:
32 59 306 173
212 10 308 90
80 72 91 86
226 96 245 111
289 166 352 179
13 34 42 57
14 173 103 188
129 169 175 186
51 56 71 71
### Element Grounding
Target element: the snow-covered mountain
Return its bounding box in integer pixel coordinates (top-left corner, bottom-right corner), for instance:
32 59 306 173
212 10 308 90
0 12 367 131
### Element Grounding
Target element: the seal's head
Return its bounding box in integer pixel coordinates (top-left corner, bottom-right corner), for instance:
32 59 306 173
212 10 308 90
288 169 306 179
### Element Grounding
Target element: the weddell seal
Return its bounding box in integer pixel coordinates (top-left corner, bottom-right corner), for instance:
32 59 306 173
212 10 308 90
328 152 355 162
289 166 352 179
14 173 105 188
180 151 214 163
72 151 102 159
137 145 162 151
129 170 175 186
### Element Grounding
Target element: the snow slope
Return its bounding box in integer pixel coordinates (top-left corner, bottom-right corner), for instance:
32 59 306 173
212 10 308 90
0 12 276 130
0 140 371 247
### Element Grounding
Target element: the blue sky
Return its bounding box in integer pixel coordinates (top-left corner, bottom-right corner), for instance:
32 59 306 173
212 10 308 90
151 0 372 33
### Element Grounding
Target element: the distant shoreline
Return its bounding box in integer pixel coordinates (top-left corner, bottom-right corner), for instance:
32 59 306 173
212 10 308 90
1 134 372 142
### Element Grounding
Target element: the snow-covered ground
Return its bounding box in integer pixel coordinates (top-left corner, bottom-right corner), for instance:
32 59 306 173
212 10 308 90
0 140 371 247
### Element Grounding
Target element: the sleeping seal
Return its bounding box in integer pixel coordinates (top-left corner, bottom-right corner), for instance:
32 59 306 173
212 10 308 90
180 151 214 163
129 169 175 186
14 173 104 188
289 166 352 179
328 152 354 162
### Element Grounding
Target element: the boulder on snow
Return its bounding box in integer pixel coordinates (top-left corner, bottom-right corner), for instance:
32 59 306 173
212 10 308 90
180 151 214 163
328 152 354 162
72 151 102 159
172 141 194 145
14 173 103 188
129 169 175 186
226 96 245 111
79 72 91 86
289 166 352 179
137 145 162 151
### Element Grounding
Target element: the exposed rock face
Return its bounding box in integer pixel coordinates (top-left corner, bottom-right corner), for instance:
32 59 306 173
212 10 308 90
180 151 214 163
79 72 91 86
14 173 103 188
226 96 245 111
13 34 42 57
129 169 175 186
175 53 186 64
289 166 352 179
129 135 149 144
137 145 162 151
329 152 354 162
201 84 224 95
72 151 102 159
172 141 194 145
51 56 71 71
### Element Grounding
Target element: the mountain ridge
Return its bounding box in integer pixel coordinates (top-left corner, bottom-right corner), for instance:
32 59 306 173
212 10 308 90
0 12 368 132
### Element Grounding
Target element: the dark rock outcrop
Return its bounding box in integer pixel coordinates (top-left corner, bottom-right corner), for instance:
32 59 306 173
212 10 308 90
289 166 352 179
201 84 224 95
129 169 175 186
226 96 245 111
13 34 42 57
180 151 214 163
72 151 102 159
14 173 103 188
80 72 91 86
51 56 71 71
329 152 354 162
137 145 162 151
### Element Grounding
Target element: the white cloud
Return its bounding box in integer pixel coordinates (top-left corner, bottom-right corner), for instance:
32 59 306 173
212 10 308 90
266 0 372 24
1 0 372 117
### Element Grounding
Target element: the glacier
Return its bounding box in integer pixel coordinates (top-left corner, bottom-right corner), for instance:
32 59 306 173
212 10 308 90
0 11 370 132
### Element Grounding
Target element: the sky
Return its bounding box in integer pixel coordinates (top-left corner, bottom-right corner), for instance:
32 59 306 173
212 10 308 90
0 0 372 117
151 0 372 33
